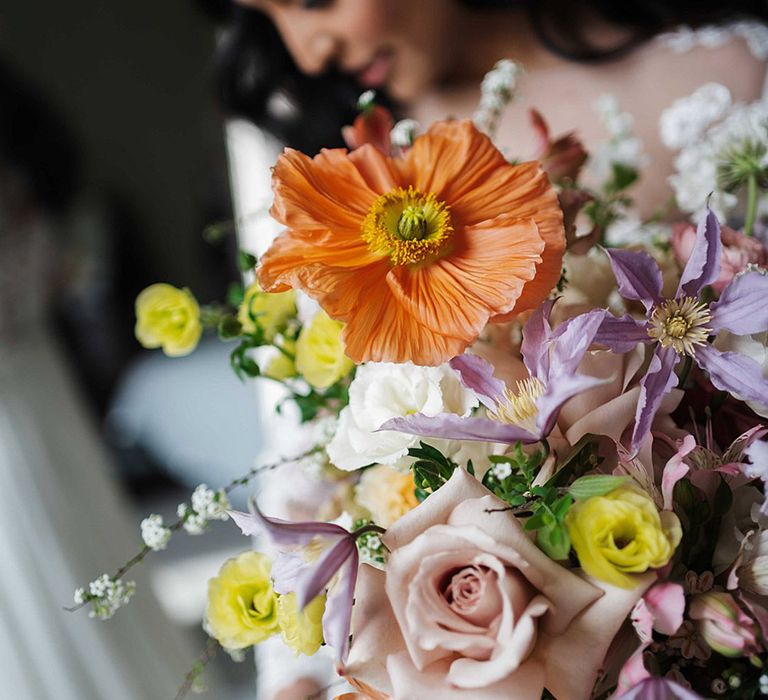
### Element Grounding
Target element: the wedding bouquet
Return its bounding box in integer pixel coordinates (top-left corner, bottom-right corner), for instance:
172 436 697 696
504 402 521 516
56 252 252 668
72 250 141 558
72 62 768 699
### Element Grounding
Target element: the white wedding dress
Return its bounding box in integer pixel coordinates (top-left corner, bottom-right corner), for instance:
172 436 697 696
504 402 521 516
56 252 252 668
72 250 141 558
0 221 194 699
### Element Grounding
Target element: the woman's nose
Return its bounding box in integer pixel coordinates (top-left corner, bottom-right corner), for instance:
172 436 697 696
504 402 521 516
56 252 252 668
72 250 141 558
285 23 338 76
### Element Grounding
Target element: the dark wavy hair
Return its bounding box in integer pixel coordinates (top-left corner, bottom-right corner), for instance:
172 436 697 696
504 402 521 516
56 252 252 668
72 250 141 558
197 0 768 153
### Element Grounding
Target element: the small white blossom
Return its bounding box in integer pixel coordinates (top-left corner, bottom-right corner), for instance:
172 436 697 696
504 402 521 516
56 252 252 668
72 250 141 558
76 574 136 620
759 673 768 695
357 90 376 110
473 59 523 137
140 514 172 551
491 461 513 481
390 118 420 148
590 94 649 180
659 83 732 150
177 485 230 535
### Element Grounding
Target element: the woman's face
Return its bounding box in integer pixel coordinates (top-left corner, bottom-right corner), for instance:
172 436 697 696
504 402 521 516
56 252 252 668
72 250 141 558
234 0 462 102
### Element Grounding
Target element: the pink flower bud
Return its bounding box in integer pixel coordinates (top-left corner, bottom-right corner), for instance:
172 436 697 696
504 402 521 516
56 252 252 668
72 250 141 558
688 592 761 658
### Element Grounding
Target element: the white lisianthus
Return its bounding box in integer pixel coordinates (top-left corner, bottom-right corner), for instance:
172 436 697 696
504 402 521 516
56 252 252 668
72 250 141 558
327 362 479 471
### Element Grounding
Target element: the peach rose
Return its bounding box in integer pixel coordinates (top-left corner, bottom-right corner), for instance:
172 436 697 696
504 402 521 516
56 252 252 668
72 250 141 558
672 221 767 293
345 469 652 699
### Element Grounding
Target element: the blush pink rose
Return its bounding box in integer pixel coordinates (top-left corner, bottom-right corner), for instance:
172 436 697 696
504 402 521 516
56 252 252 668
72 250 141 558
344 469 653 700
672 221 767 293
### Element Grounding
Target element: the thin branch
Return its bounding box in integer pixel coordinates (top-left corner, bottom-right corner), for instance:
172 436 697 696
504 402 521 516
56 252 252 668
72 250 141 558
174 638 219 700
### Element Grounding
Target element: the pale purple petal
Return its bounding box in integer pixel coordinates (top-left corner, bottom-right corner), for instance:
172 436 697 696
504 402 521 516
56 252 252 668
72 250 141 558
594 314 652 353
270 552 304 595
228 507 349 546
604 247 664 311
631 347 680 454
549 308 607 377
379 412 539 444
710 271 768 335
536 372 612 436
678 207 722 298
449 354 506 409
322 552 358 664
521 299 555 378
695 343 768 407
293 536 356 609
617 677 703 700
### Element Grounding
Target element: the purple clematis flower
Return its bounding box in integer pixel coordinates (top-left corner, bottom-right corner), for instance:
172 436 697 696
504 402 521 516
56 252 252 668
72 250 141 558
379 301 609 445
595 208 768 454
616 677 703 700
228 506 365 664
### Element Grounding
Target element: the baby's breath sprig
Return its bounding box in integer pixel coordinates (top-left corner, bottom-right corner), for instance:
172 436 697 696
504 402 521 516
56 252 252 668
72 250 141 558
66 447 322 617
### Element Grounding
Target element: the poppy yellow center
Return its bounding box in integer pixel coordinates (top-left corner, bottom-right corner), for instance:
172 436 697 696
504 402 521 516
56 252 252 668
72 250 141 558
490 377 546 434
647 296 712 356
361 187 453 266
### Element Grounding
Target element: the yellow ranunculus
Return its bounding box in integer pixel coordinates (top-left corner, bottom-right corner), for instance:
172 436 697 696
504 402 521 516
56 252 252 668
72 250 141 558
295 311 354 389
355 465 420 527
276 592 326 656
135 283 202 357
206 551 279 650
264 340 297 381
566 485 681 589
238 282 296 341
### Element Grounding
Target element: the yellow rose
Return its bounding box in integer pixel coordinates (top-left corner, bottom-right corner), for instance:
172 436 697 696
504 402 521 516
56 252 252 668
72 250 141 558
277 592 326 656
135 283 202 357
238 282 296 341
264 340 298 381
355 465 420 527
566 485 681 588
295 311 354 389
206 551 279 649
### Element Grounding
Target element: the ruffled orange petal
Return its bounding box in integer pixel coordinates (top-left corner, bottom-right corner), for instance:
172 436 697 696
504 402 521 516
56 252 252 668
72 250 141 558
348 144 402 194
271 147 381 234
386 215 545 342
258 230 382 292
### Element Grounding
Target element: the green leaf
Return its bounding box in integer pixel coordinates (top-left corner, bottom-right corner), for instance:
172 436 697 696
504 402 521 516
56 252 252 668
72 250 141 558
569 475 629 500
226 282 244 307
238 250 258 272
218 315 243 340
606 162 639 194
537 522 571 560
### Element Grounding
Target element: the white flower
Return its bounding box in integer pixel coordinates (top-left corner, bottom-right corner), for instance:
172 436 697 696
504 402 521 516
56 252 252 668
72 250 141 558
491 461 512 480
390 119 420 148
357 90 376 110
590 94 649 180
177 485 230 535
75 575 136 620
659 83 732 150
473 59 523 135
666 96 768 219
327 362 478 471
140 514 172 551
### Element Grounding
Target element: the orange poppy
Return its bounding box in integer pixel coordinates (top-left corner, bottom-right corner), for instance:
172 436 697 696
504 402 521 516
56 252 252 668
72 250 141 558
258 120 565 366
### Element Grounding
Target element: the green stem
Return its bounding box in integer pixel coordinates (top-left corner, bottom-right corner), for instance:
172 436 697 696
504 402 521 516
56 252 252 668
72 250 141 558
745 172 758 237
677 354 693 389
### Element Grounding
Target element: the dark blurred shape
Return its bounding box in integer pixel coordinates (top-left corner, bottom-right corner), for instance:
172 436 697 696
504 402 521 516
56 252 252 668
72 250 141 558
0 54 80 215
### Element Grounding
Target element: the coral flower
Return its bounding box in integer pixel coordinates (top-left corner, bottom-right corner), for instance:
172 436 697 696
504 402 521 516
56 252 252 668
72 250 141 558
258 120 565 365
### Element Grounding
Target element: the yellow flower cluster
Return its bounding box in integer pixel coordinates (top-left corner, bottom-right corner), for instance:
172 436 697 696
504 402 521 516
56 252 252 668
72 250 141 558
135 283 202 357
566 485 681 588
238 282 296 341
205 551 325 655
296 311 355 389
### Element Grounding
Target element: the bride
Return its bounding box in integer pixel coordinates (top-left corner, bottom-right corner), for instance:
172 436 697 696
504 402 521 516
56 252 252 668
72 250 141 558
208 0 767 697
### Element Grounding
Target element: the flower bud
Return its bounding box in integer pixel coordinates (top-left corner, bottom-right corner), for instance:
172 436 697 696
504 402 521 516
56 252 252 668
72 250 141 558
689 591 761 658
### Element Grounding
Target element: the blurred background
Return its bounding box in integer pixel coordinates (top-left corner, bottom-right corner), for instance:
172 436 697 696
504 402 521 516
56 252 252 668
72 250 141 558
0 1 287 698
